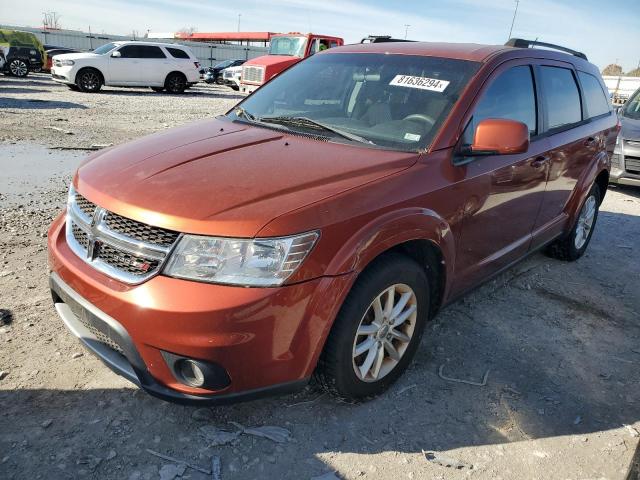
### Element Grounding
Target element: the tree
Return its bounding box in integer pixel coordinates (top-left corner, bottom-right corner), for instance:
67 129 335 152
602 64 623 76
626 67 640 78
177 26 197 36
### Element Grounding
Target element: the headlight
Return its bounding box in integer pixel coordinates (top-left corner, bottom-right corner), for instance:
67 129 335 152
59 59 75 66
164 231 319 286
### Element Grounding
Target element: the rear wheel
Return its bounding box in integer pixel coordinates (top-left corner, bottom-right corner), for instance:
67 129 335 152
9 59 29 77
545 183 600 261
165 72 186 93
76 68 102 92
315 253 430 401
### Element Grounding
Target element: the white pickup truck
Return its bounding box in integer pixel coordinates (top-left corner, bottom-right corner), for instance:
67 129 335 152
221 65 242 91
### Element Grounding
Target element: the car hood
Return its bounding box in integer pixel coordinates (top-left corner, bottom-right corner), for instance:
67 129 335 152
621 115 640 140
244 55 301 69
75 118 417 237
53 52 100 61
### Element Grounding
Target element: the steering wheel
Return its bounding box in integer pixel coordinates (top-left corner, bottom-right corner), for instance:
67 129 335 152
402 114 436 130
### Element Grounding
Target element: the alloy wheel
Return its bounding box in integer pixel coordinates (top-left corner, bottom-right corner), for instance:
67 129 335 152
574 195 596 250
80 71 100 91
167 75 186 93
9 59 28 77
352 283 418 382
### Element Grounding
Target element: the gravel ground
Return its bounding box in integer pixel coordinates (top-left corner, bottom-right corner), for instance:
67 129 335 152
1 74 640 480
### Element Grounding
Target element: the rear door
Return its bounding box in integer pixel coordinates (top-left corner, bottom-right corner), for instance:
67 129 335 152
451 61 550 294
530 61 596 246
135 45 170 85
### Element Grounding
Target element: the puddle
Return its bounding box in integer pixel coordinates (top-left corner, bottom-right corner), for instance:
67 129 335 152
0 143 85 207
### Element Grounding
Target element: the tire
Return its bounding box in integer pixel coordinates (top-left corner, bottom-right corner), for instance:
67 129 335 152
76 68 102 93
9 59 29 77
216 76 224 85
315 253 430 402
230 85 239 91
545 183 600 261
151 87 165 92
67 85 80 91
165 72 186 93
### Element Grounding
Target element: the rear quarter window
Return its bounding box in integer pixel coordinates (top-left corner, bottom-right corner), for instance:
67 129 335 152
539 66 582 130
167 47 190 59
578 71 611 118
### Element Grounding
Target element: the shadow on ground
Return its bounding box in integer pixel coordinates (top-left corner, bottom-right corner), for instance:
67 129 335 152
0 98 88 109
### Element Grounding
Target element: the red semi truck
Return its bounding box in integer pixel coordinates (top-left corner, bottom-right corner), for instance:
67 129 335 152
240 32 343 94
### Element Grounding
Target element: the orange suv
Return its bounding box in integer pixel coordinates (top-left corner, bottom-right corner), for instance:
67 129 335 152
48 38 618 404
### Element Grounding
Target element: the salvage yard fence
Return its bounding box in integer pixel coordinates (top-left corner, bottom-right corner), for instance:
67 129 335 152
0 25 268 67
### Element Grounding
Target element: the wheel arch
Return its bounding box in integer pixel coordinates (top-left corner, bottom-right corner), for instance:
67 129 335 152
74 66 104 85
166 70 187 82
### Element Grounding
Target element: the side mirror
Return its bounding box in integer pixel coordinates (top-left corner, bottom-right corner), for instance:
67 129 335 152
466 118 529 156
111 51 122 58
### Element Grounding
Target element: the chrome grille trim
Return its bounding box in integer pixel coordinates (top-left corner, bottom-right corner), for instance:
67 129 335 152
65 187 181 284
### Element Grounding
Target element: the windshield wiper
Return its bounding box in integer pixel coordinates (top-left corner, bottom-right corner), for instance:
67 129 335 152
260 116 375 145
233 106 258 122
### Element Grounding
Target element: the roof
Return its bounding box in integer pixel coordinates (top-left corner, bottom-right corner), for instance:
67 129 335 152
176 32 276 42
112 40 187 48
332 41 509 62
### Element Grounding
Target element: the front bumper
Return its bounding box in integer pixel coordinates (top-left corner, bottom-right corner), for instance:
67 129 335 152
50 65 76 84
48 213 354 404
240 83 260 94
611 141 640 187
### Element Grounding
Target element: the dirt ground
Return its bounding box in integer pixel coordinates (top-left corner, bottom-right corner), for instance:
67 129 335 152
1 74 639 480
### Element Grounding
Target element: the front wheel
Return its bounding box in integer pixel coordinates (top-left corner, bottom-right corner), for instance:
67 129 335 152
76 69 102 92
545 183 600 261
9 59 29 77
315 253 429 401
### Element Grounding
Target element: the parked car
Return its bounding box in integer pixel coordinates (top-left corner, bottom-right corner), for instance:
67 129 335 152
48 38 617 405
204 59 245 84
240 33 343 94
50 41 200 93
221 64 242 90
0 29 46 77
611 87 640 186
43 47 79 72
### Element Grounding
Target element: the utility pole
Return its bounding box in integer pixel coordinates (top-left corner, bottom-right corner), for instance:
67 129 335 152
508 0 519 40
237 13 242 32
404 24 410 40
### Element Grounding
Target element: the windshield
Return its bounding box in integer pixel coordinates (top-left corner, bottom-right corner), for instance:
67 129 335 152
214 60 233 68
93 43 117 55
230 53 480 151
269 36 307 57
622 88 640 120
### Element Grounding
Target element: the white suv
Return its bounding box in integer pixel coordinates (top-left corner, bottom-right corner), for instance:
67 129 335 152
50 41 200 93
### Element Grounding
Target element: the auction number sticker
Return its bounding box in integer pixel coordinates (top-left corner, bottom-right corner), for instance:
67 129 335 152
389 75 450 92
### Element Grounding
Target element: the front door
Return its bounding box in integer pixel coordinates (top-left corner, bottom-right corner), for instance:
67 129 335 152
107 45 141 84
451 63 549 294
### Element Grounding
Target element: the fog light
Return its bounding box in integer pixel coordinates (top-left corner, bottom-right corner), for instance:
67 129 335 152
176 359 205 387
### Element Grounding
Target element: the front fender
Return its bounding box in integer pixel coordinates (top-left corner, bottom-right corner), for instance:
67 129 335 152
324 207 455 287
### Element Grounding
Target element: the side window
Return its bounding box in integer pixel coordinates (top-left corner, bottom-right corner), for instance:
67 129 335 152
462 65 537 145
137 46 166 59
117 45 139 58
167 47 189 59
578 71 611 118
329 41 339 49
539 66 582 130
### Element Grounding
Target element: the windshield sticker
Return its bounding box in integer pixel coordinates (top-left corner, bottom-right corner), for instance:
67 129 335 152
389 75 450 92
404 133 421 141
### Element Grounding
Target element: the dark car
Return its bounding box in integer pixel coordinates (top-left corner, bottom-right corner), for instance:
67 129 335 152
0 29 46 77
203 59 245 84
611 87 640 186
44 47 79 72
49 38 617 405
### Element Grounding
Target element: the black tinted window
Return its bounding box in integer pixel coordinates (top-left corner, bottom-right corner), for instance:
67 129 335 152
117 45 139 58
578 71 610 118
167 47 189 59
464 65 537 144
137 46 165 58
540 66 582 129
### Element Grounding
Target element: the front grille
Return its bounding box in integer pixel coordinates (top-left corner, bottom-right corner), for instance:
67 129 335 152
611 153 621 169
98 243 160 276
82 321 125 355
105 213 179 247
65 189 180 284
242 65 265 84
626 156 640 174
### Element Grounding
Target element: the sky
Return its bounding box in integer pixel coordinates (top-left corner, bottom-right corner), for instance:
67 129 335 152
1 0 638 71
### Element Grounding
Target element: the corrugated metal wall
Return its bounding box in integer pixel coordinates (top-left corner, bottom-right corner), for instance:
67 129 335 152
0 25 268 67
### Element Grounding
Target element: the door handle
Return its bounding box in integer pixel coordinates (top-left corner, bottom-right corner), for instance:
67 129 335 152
531 156 549 168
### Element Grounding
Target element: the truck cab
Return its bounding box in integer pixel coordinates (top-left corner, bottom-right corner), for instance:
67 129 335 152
240 33 343 94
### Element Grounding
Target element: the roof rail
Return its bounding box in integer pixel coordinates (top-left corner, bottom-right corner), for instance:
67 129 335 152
505 38 588 61
360 35 414 44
